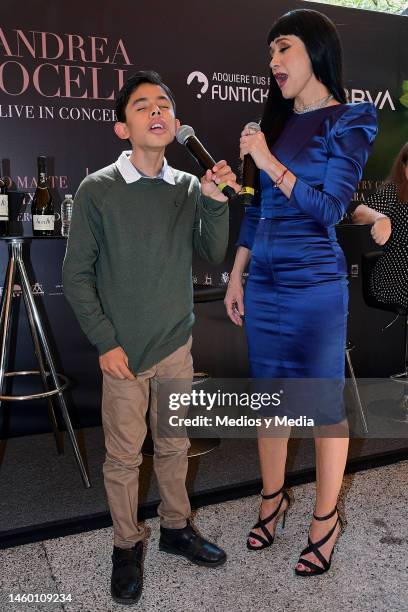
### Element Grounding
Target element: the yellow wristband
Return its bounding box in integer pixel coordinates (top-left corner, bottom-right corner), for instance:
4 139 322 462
240 186 255 196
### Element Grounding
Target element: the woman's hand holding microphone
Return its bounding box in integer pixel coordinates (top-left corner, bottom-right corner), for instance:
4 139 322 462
239 126 275 172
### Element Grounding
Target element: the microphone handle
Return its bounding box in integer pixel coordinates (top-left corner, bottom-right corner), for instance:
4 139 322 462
220 184 236 199
185 136 236 199
236 155 258 206
185 136 216 168
241 154 258 197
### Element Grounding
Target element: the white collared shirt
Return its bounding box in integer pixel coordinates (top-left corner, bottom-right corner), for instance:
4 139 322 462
116 150 175 185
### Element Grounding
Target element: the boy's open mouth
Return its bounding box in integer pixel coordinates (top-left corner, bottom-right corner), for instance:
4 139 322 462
149 121 167 133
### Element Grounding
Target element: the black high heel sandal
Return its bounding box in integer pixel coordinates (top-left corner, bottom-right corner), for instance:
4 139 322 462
295 506 343 576
247 485 290 551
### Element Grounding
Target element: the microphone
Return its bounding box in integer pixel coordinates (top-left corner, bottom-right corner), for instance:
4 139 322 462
176 125 236 199
237 121 261 206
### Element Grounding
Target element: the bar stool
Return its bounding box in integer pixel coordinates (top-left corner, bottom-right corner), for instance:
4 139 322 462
346 340 369 433
362 250 408 421
142 284 226 458
0 237 91 487
189 285 227 454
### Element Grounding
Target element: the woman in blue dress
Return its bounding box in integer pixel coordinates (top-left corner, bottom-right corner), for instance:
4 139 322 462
225 9 377 576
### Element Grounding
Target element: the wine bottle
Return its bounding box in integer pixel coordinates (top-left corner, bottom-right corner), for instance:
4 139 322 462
32 156 54 236
0 177 9 237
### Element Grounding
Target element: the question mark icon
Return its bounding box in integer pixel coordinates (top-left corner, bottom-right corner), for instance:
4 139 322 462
187 71 209 99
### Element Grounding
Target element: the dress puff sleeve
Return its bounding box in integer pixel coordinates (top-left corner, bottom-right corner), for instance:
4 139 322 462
236 192 262 249
288 102 378 227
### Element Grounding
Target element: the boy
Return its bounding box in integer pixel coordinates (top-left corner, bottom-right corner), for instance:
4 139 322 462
63 71 238 605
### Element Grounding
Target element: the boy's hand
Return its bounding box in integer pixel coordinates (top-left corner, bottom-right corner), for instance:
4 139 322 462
200 160 240 202
99 346 135 380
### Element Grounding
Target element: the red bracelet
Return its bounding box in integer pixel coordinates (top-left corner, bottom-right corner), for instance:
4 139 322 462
274 167 288 188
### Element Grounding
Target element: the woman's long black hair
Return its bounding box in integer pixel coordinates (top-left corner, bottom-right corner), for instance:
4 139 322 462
261 9 347 147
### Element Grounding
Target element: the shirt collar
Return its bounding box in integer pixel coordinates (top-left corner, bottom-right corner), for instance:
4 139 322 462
116 150 175 185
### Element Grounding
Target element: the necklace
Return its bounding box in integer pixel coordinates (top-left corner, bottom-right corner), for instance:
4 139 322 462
293 94 334 114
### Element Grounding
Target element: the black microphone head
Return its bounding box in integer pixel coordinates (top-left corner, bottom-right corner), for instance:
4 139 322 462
244 121 261 133
176 125 195 145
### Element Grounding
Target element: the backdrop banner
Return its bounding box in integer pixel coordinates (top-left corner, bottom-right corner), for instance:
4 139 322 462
1 0 407 435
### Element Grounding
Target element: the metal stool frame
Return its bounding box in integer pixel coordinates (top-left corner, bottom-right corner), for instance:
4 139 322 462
0 238 90 488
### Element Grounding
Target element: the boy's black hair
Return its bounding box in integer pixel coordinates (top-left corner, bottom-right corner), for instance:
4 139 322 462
115 71 176 122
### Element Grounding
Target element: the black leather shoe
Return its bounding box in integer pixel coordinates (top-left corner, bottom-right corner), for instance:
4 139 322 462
159 520 227 567
111 541 143 605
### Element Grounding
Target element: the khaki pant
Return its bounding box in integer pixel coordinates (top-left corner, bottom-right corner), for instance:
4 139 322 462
102 337 193 548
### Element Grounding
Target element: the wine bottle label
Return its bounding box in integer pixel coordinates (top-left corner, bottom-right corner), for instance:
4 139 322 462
33 214 55 230
0 195 8 219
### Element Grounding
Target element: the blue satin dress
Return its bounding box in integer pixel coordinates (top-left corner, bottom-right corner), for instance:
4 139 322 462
238 103 378 424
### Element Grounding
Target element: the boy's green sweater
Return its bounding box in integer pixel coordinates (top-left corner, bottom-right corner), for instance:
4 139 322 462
62 163 229 373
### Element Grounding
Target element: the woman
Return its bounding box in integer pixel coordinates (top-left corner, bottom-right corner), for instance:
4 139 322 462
352 142 408 307
225 9 377 576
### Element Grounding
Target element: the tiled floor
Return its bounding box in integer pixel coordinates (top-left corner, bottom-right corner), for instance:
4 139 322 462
1 461 407 612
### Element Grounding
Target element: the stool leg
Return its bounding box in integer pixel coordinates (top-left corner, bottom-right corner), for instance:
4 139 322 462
16 248 91 488
21 287 64 455
0 256 16 470
346 348 369 435
0 439 7 468
75 429 90 477
0 258 12 330
0 253 16 403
